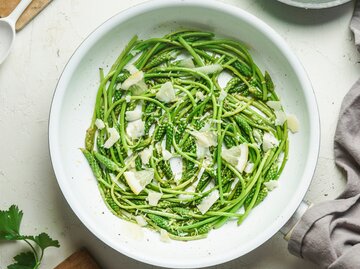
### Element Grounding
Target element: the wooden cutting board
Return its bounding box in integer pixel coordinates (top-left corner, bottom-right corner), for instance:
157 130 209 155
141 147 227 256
0 0 52 31
54 248 102 269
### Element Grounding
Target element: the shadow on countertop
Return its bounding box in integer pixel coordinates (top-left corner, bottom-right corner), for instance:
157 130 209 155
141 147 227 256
251 0 355 25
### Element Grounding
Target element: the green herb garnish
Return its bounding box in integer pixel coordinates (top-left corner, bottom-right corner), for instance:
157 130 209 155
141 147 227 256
0 205 60 269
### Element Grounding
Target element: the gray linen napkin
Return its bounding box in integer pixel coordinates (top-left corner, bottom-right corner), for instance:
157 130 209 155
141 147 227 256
288 2 360 268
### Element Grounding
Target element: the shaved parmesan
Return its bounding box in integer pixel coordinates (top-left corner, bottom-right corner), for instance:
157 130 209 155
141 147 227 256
221 146 241 166
162 149 173 161
244 162 254 174
160 141 173 160
197 190 220 214
230 177 239 191
266 101 282 111
287 114 300 133
217 71 233 88
140 146 153 165
135 215 147 227
155 142 162 153
122 71 144 90
125 95 131 103
169 157 182 183
203 156 213 168
124 64 139 74
193 64 223 74
160 229 171 242
125 104 142 122
196 91 205 101
95 119 105 130
221 144 248 173
277 152 285 164
253 129 262 145
189 130 217 148
197 167 206 180
104 128 120 148
156 82 176 103
199 122 211 132
274 110 287 126
262 132 279 152
219 90 227 102
147 191 162 206
178 58 195 68
196 145 210 159
130 80 148 96
148 124 156 136
236 144 248 173
124 169 154 195
126 119 145 139
264 180 279 191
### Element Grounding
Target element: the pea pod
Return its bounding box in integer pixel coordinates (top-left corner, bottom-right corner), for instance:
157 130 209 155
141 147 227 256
81 148 102 181
147 214 173 232
85 126 96 151
154 123 167 142
94 151 121 172
265 71 274 92
165 124 173 151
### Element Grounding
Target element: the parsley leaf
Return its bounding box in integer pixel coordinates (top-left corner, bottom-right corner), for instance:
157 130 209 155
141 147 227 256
33 233 60 250
0 205 60 269
0 205 23 240
7 251 36 269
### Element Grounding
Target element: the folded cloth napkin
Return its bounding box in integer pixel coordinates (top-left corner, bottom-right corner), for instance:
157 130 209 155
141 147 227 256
288 2 360 268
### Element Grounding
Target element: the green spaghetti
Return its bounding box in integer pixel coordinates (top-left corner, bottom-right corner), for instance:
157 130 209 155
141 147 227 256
82 30 290 241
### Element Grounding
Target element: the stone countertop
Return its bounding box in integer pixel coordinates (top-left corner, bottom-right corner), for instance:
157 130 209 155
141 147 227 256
1 0 359 268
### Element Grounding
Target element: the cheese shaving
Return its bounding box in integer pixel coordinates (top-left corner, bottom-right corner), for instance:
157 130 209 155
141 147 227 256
147 191 162 206
125 104 142 122
196 91 205 101
274 110 287 126
95 119 105 130
126 119 145 139
156 82 176 103
189 130 217 148
122 71 144 90
197 190 219 214
266 101 282 111
193 64 223 74
264 180 279 191
287 114 300 133
160 229 171 242
221 144 248 173
135 215 147 226
123 169 154 195
139 146 153 165
262 132 279 152
103 127 120 148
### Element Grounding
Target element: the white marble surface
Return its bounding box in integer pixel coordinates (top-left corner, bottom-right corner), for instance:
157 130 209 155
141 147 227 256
0 0 359 268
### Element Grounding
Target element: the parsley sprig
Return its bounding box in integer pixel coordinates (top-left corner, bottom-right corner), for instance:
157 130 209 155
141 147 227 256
0 205 60 269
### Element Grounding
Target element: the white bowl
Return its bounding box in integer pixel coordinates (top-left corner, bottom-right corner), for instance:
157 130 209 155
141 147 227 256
277 0 351 9
49 1 320 268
